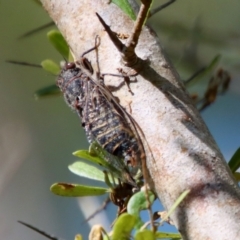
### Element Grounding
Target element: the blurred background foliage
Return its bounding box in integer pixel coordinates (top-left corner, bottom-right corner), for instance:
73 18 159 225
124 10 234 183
0 0 240 239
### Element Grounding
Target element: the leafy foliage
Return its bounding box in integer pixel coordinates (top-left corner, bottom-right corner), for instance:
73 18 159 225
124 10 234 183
47 30 69 59
41 59 60 75
50 183 108 197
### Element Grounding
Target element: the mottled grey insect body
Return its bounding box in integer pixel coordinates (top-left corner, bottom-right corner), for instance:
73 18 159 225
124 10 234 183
57 63 87 111
57 61 144 186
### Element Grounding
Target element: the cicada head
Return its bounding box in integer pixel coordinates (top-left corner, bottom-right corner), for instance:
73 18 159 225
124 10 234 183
57 62 85 111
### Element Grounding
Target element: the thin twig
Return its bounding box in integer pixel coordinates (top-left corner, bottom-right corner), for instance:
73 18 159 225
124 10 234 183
6 60 42 68
18 21 55 39
18 221 63 240
148 0 176 18
81 197 111 224
184 67 206 85
143 187 155 231
123 0 153 66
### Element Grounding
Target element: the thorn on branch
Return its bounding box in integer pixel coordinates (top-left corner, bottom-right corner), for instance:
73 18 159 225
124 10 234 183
95 12 124 53
96 0 153 67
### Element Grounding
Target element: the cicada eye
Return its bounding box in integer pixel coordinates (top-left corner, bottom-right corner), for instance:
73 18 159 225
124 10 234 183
65 62 76 69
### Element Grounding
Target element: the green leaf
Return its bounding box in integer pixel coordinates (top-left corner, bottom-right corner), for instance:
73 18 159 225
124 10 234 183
160 190 190 224
155 231 181 240
127 190 155 215
112 213 136 240
41 59 60 75
50 183 108 197
73 144 122 178
47 30 69 59
72 150 119 186
228 147 240 173
127 190 155 230
69 162 106 182
135 230 155 240
111 0 136 20
89 141 127 178
103 235 111 240
34 84 60 99
73 142 138 186
73 149 105 165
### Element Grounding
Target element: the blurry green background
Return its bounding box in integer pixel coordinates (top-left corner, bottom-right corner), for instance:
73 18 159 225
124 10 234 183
0 0 240 239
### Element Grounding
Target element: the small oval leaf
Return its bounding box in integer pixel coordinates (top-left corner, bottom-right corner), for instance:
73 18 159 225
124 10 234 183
89 141 125 177
73 145 122 178
127 190 155 230
127 190 155 216
50 183 108 197
135 230 155 240
41 59 60 75
155 231 181 239
73 149 105 165
112 213 136 240
34 84 60 99
69 162 105 182
47 30 69 59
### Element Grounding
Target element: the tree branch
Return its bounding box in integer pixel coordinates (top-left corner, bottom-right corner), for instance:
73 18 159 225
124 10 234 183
39 0 240 239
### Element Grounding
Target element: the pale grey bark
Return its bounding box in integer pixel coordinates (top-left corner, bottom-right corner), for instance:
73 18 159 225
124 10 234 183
39 0 240 239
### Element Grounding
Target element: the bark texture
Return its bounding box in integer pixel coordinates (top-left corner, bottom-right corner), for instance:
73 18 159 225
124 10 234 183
40 0 240 239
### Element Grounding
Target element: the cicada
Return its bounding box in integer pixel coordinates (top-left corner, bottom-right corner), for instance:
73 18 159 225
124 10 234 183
57 36 145 186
